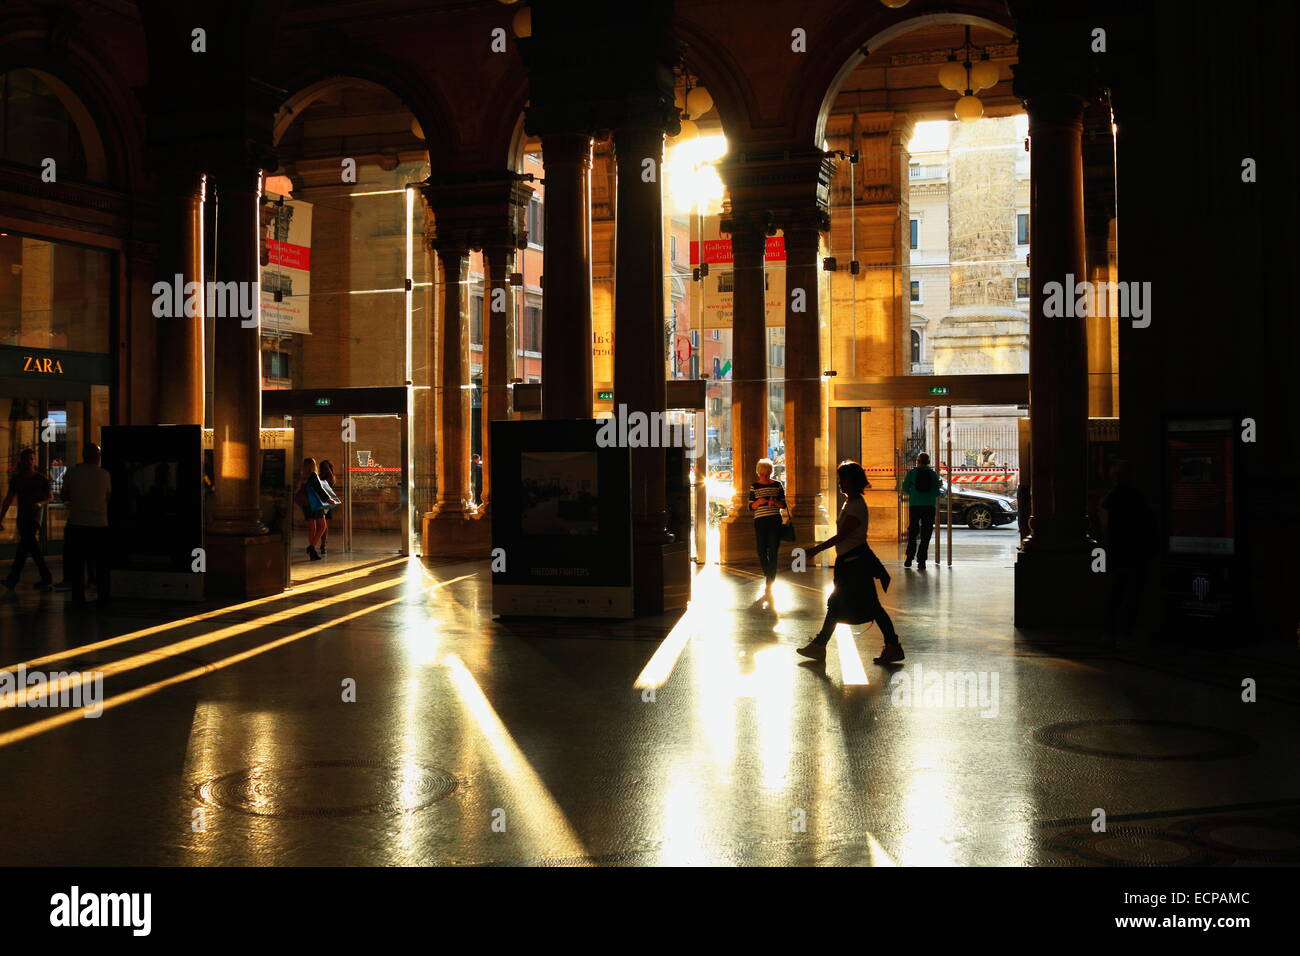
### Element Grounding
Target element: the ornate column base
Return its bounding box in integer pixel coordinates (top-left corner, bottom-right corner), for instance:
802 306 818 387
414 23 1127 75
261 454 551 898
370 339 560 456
422 507 490 560
1013 546 1105 628
717 510 760 566
205 534 285 598
633 540 691 616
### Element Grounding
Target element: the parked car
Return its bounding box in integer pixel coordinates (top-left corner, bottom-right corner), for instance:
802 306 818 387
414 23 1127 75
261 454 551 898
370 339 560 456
935 479 1018 529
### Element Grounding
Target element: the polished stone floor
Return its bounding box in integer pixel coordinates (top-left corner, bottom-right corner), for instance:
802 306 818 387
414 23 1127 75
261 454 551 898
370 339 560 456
0 529 1297 866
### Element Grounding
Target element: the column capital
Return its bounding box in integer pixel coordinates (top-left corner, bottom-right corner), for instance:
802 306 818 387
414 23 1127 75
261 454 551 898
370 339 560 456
208 161 269 193
480 243 518 270
154 166 207 199
429 238 470 262
613 122 668 159
780 208 830 242
1019 86 1089 131
891 111 917 148
539 132 595 169
718 149 836 229
720 209 774 246
419 170 535 251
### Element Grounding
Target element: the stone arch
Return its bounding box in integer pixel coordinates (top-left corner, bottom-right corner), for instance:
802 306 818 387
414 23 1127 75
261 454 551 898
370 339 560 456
273 71 448 171
485 75 531 174
674 16 753 145
0 40 143 189
801 7 1015 149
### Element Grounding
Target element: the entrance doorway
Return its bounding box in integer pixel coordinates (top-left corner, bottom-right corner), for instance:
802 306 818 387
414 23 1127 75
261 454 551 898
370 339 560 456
0 385 110 560
828 374 1028 568
263 387 412 578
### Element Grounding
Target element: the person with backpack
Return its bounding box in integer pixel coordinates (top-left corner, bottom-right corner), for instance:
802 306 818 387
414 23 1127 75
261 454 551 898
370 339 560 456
797 460 904 665
900 452 941 570
294 457 340 561
317 459 339 556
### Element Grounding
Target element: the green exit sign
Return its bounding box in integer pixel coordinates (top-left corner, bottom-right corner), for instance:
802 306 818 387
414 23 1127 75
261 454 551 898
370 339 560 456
313 397 332 406
596 390 613 401
929 386 949 396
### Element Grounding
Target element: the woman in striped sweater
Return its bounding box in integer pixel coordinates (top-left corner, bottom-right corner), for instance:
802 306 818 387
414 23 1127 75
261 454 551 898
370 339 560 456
748 457 788 608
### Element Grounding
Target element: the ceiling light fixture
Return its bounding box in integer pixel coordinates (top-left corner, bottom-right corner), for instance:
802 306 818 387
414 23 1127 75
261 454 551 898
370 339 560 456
939 26 999 122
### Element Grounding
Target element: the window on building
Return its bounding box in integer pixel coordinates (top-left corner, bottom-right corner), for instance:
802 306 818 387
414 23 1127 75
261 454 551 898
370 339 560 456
689 329 699 348
528 199 544 248
717 272 769 293
770 343 785 367
669 235 678 263
0 69 92 181
910 330 921 365
711 357 721 379
522 305 542 352
910 218 919 250
262 350 291 380
689 353 699 379
470 294 483 346
910 280 921 303
1016 276 1030 300
711 329 721 341
0 233 112 353
1017 213 1029 245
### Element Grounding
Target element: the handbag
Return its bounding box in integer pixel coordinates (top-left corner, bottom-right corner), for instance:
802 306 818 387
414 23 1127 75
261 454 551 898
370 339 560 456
779 509 796 541
293 484 308 507
831 546 883 625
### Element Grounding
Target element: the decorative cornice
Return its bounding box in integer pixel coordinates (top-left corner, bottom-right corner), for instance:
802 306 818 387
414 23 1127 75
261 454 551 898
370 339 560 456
419 171 534 251
889 43 1018 67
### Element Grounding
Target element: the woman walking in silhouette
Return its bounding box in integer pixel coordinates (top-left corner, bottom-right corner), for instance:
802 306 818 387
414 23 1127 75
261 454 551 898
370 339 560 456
797 460 904 665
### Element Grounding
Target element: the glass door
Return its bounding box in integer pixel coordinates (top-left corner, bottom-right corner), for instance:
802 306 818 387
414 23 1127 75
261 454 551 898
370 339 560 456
345 414 406 556
288 411 408 577
0 394 88 558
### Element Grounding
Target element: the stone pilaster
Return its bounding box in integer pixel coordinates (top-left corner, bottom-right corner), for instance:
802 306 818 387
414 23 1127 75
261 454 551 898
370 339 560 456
538 132 595 420
715 213 769 564
1011 9 1102 625
156 169 206 425
418 172 530 557
207 163 268 538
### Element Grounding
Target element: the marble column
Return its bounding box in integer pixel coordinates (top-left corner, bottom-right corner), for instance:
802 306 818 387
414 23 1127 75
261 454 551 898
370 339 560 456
718 218 768 562
479 244 517 514
1021 90 1091 553
157 170 206 425
432 242 472 518
613 123 670 544
782 214 824 528
1011 82 1101 626
208 165 266 536
540 132 594 419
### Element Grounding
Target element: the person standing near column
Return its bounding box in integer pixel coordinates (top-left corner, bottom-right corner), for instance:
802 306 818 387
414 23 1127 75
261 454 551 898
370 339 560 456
317 459 338 556
61 443 112 609
900 452 941 570
748 457 787 609
295 458 340 561
0 448 54 594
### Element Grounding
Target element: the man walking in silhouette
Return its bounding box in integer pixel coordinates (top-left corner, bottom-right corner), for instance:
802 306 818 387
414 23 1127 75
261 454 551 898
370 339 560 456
900 452 941 570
